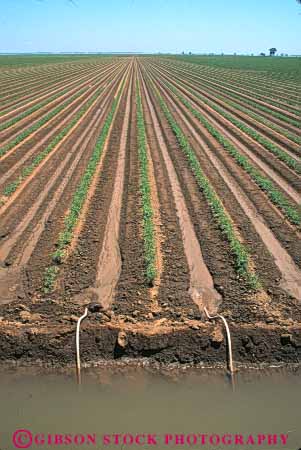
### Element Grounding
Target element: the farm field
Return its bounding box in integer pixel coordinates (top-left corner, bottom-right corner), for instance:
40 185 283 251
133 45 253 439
0 55 301 365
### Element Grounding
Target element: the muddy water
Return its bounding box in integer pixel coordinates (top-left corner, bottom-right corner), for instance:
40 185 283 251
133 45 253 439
0 366 300 450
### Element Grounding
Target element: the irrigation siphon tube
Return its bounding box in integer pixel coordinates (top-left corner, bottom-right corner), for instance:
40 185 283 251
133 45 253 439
203 307 234 375
76 307 89 385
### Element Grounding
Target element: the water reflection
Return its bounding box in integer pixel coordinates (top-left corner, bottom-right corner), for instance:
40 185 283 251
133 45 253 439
0 364 300 449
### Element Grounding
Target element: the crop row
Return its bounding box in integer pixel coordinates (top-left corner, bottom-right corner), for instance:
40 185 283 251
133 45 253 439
0 86 88 158
148 78 259 288
213 86 301 127
2 87 104 199
0 83 66 117
201 87 301 147
152 62 301 146
0 87 72 132
154 62 300 127
0 61 118 117
0 68 78 101
165 61 300 108
201 69 299 101
165 58 301 92
0 61 120 128
0 61 111 111
163 59 300 106
164 81 301 226
165 79 301 175
44 79 125 292
136 80 157 285
0 61 102 98
0 61 101 91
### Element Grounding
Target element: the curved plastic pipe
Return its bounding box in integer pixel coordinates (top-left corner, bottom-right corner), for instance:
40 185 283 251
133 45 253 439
204 306 234 374
76 307 88 384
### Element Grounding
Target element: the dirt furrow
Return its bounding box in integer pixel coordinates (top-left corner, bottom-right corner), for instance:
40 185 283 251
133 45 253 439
0 57 301 366
0 71 124 246
0 61 122 129
153 70 301 301
61 65 132 259
160 59 300 102
140 71 221 315
149 62 301 157
163 60 301 114
152 61 300 135
137 80 192 315
0 62 100 97
111 77 155 315
0 65 124 179
201 149 301 301
140 67 265 324
0 63 123 152
0 70 128 302
0 68 123 193
59 67 134 302
0 60 115 105
0 105 105 266
80 72 134 310
148 68 301 280
141 65 301 325
152 70 301 213
155 60 301 121
14 109 105 268
206 116 301 201
168 82 301 203
0 60 122 117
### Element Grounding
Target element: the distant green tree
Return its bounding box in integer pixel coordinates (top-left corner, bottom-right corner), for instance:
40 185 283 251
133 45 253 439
269 47 277 56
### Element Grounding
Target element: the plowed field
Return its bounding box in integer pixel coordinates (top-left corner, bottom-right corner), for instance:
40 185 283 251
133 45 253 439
0 56 300 366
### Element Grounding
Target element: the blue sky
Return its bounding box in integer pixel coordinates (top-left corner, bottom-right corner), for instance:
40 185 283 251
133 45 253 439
0 0 300 54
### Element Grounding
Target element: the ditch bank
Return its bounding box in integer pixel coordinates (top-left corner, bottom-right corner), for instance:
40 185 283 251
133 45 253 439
0 300 300 366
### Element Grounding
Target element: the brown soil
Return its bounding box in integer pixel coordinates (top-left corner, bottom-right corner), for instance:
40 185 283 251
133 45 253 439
0 64 123 162
140 73 221 314
88 70 134 309
0 73 126 299
151 61 301 153
162 60 301 117
57 84 126 296
0 73 124 268
154 60 300 135
0 67 124 205
0 60 121 112
153 66 301 189
150 70 301 273
0 312 300 366
0 57 300 368
0 63 122 143
0 62 115 121
0 61 103 97
157 60 301 124
140 80 193 314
